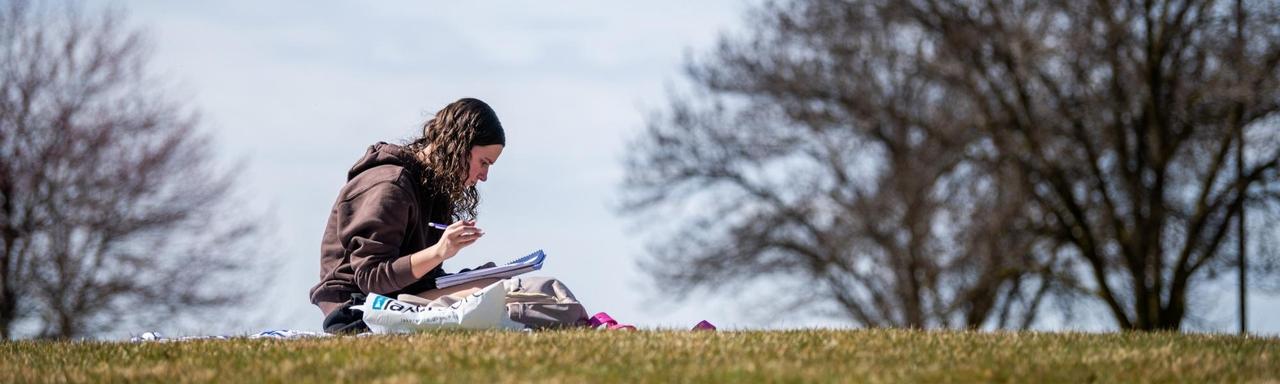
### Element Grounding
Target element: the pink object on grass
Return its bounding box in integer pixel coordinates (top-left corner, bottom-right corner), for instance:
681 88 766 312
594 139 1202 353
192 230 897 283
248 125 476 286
692 320 717 331
588 312 636 331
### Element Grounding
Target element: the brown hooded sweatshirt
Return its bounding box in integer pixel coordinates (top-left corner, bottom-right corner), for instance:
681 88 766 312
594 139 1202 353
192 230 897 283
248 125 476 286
310 142 449 316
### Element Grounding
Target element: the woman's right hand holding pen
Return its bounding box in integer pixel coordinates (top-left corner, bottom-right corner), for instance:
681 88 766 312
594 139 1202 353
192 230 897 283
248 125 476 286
410 220 483 278
438 220 483 259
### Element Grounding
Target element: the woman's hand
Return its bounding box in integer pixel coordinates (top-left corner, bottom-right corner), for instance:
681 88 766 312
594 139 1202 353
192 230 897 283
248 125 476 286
409 220 483 278
438 220 483 260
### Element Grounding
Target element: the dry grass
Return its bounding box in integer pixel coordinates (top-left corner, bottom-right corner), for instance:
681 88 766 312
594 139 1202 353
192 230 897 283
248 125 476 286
2 329 1278 383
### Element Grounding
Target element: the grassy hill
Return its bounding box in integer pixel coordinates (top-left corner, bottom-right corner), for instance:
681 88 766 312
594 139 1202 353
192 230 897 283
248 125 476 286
3 329 1277 383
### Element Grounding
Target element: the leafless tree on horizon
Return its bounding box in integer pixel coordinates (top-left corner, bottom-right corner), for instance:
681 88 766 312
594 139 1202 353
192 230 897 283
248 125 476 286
0 1 268 339
623 0 1280 331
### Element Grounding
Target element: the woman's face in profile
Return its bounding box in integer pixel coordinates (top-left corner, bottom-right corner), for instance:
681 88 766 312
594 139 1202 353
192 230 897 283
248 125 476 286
465 144 504 187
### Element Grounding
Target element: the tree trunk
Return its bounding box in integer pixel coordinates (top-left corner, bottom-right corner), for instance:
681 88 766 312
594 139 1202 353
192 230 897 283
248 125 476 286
1 232 14 341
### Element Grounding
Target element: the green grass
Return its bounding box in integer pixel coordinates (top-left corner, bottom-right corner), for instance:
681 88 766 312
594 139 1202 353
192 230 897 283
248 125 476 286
2 329 1277 383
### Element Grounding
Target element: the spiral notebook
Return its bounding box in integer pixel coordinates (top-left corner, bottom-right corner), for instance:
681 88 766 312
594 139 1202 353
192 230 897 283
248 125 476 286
435 249 546 289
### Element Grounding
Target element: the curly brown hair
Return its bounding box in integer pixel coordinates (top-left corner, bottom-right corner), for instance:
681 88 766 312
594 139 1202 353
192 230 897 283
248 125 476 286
405 98 506 221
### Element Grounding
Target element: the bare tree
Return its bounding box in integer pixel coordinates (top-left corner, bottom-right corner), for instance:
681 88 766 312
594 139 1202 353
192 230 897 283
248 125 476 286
623 0 1280 331
891 0 1280 330
0 1 264 339
623 1 1056 329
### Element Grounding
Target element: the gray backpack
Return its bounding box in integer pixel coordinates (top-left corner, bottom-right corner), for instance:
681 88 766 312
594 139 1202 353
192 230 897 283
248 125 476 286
501 277 590 329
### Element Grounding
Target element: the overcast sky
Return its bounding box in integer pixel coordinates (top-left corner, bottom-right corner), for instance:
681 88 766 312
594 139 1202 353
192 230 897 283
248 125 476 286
115 0 1279 336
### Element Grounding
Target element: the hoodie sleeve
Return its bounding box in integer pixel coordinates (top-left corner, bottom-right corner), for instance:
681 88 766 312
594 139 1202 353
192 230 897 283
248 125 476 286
339 181 419 294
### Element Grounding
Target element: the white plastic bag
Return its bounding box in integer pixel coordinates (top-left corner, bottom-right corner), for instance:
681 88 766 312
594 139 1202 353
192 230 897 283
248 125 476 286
353 280 524 333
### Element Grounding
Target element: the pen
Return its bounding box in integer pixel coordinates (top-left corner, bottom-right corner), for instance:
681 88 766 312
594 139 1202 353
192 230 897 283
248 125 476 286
429 222 483 236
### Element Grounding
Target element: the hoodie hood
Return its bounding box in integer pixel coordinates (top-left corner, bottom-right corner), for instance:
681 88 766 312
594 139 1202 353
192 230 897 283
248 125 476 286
347 142 422 181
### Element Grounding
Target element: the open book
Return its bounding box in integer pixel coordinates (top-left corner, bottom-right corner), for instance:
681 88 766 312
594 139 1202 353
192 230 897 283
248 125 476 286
435 249 546 289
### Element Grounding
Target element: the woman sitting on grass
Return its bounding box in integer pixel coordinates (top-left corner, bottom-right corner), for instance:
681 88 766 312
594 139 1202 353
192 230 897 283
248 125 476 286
309 98 512 333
